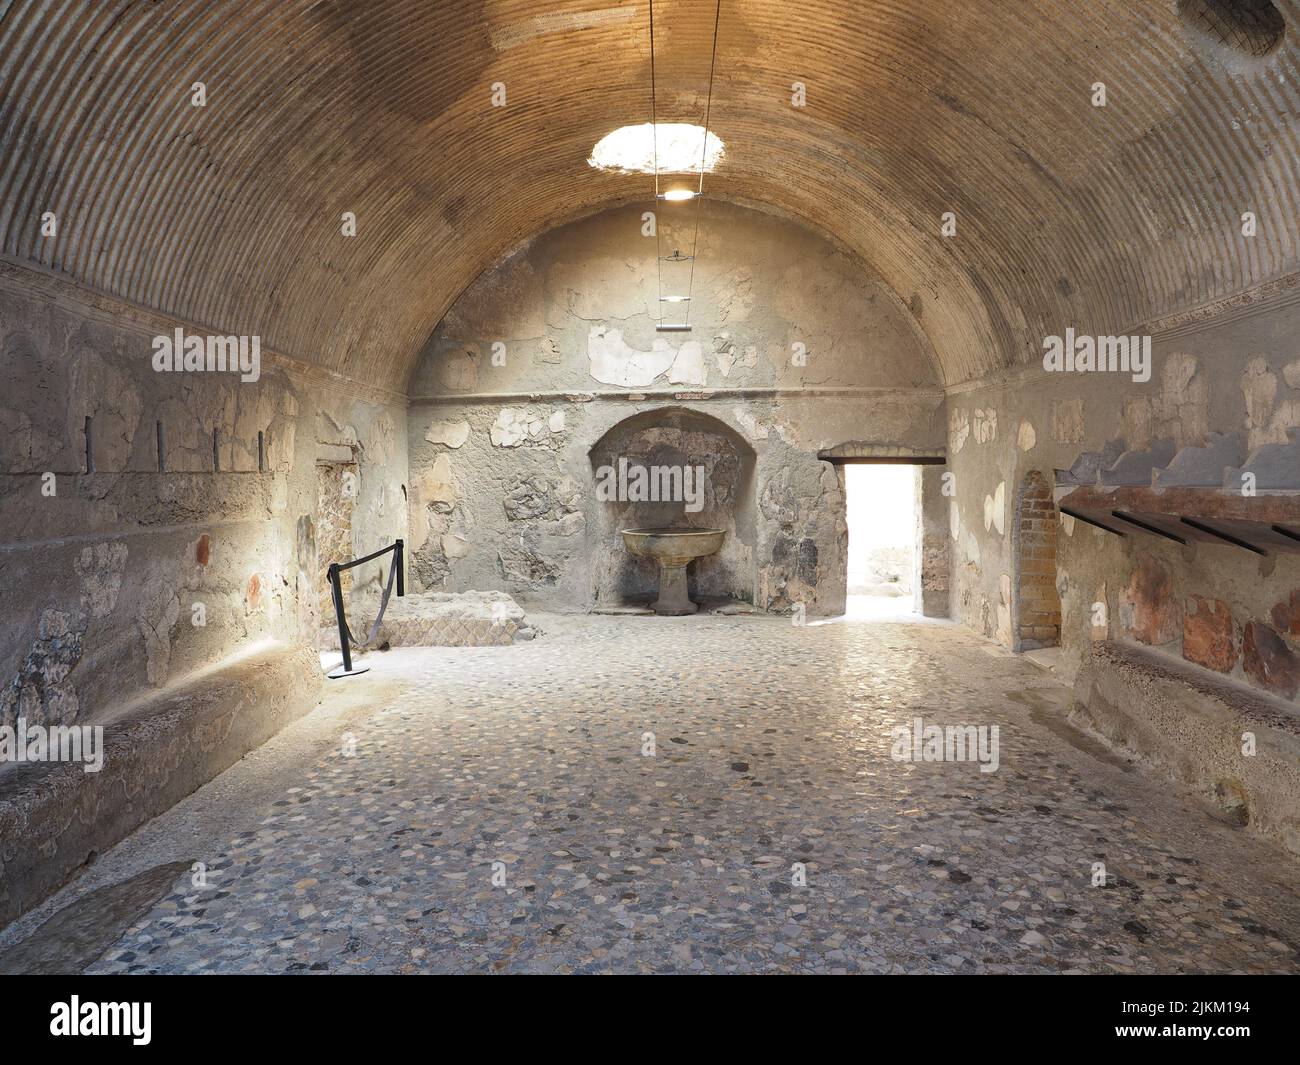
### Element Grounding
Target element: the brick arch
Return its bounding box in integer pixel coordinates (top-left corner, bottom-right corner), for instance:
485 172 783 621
1013 470 1061 651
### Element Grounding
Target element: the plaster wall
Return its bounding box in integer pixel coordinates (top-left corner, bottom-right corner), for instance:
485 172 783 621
916 464 951 616
406 201 946 614
0 267 408 738
945 285 1300 708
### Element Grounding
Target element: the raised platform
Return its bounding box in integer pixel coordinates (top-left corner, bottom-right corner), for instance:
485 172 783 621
0 642 321 929
360 589 536 647
1071 640 1300 855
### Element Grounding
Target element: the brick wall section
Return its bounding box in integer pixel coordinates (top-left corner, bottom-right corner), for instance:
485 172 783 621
1016 470 1061 649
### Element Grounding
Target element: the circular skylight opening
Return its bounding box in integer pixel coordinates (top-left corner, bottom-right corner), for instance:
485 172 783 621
588 123 724 175
1177 0 1286 59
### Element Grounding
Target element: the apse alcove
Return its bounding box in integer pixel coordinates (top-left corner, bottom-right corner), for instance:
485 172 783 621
587 407 757 610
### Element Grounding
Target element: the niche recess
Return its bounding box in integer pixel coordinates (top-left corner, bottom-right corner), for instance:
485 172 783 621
587 407 756 609
1177 0 1286 60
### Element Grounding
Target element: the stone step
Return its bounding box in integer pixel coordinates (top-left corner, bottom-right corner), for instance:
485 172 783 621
345 589 536 647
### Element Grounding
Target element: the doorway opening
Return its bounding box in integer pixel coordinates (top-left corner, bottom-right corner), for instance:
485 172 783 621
844 463 918 618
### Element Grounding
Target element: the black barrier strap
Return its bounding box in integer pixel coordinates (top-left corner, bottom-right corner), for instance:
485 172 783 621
335 541 402 572
328 539 404 675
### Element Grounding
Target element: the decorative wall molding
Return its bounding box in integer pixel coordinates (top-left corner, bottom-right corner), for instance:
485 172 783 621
946 271 1300 398
409 385 946 407
1138 271 1300 342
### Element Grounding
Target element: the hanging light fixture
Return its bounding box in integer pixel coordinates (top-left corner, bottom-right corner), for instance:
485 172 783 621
649 0 723 334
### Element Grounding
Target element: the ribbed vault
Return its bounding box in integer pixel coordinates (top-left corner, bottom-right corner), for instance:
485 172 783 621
1 0 1297 391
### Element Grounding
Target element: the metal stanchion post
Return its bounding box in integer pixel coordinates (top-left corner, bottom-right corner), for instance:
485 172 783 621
329 562 352 674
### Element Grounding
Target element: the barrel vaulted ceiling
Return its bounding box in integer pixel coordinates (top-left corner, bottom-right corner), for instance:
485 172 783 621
1 0 1298 391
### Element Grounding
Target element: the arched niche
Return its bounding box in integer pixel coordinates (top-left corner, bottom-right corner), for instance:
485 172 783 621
587 407 757 609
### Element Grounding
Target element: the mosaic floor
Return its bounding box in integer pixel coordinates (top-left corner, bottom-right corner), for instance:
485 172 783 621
34 615 1300 973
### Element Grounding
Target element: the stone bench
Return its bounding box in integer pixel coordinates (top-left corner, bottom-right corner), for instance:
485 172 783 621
1071 640 1300 855
0 642 320 928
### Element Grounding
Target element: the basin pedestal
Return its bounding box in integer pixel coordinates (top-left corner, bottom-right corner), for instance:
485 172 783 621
651 561 697 615
620 527 726 616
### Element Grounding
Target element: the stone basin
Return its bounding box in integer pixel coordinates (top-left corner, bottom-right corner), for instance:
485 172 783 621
621 527 726 615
